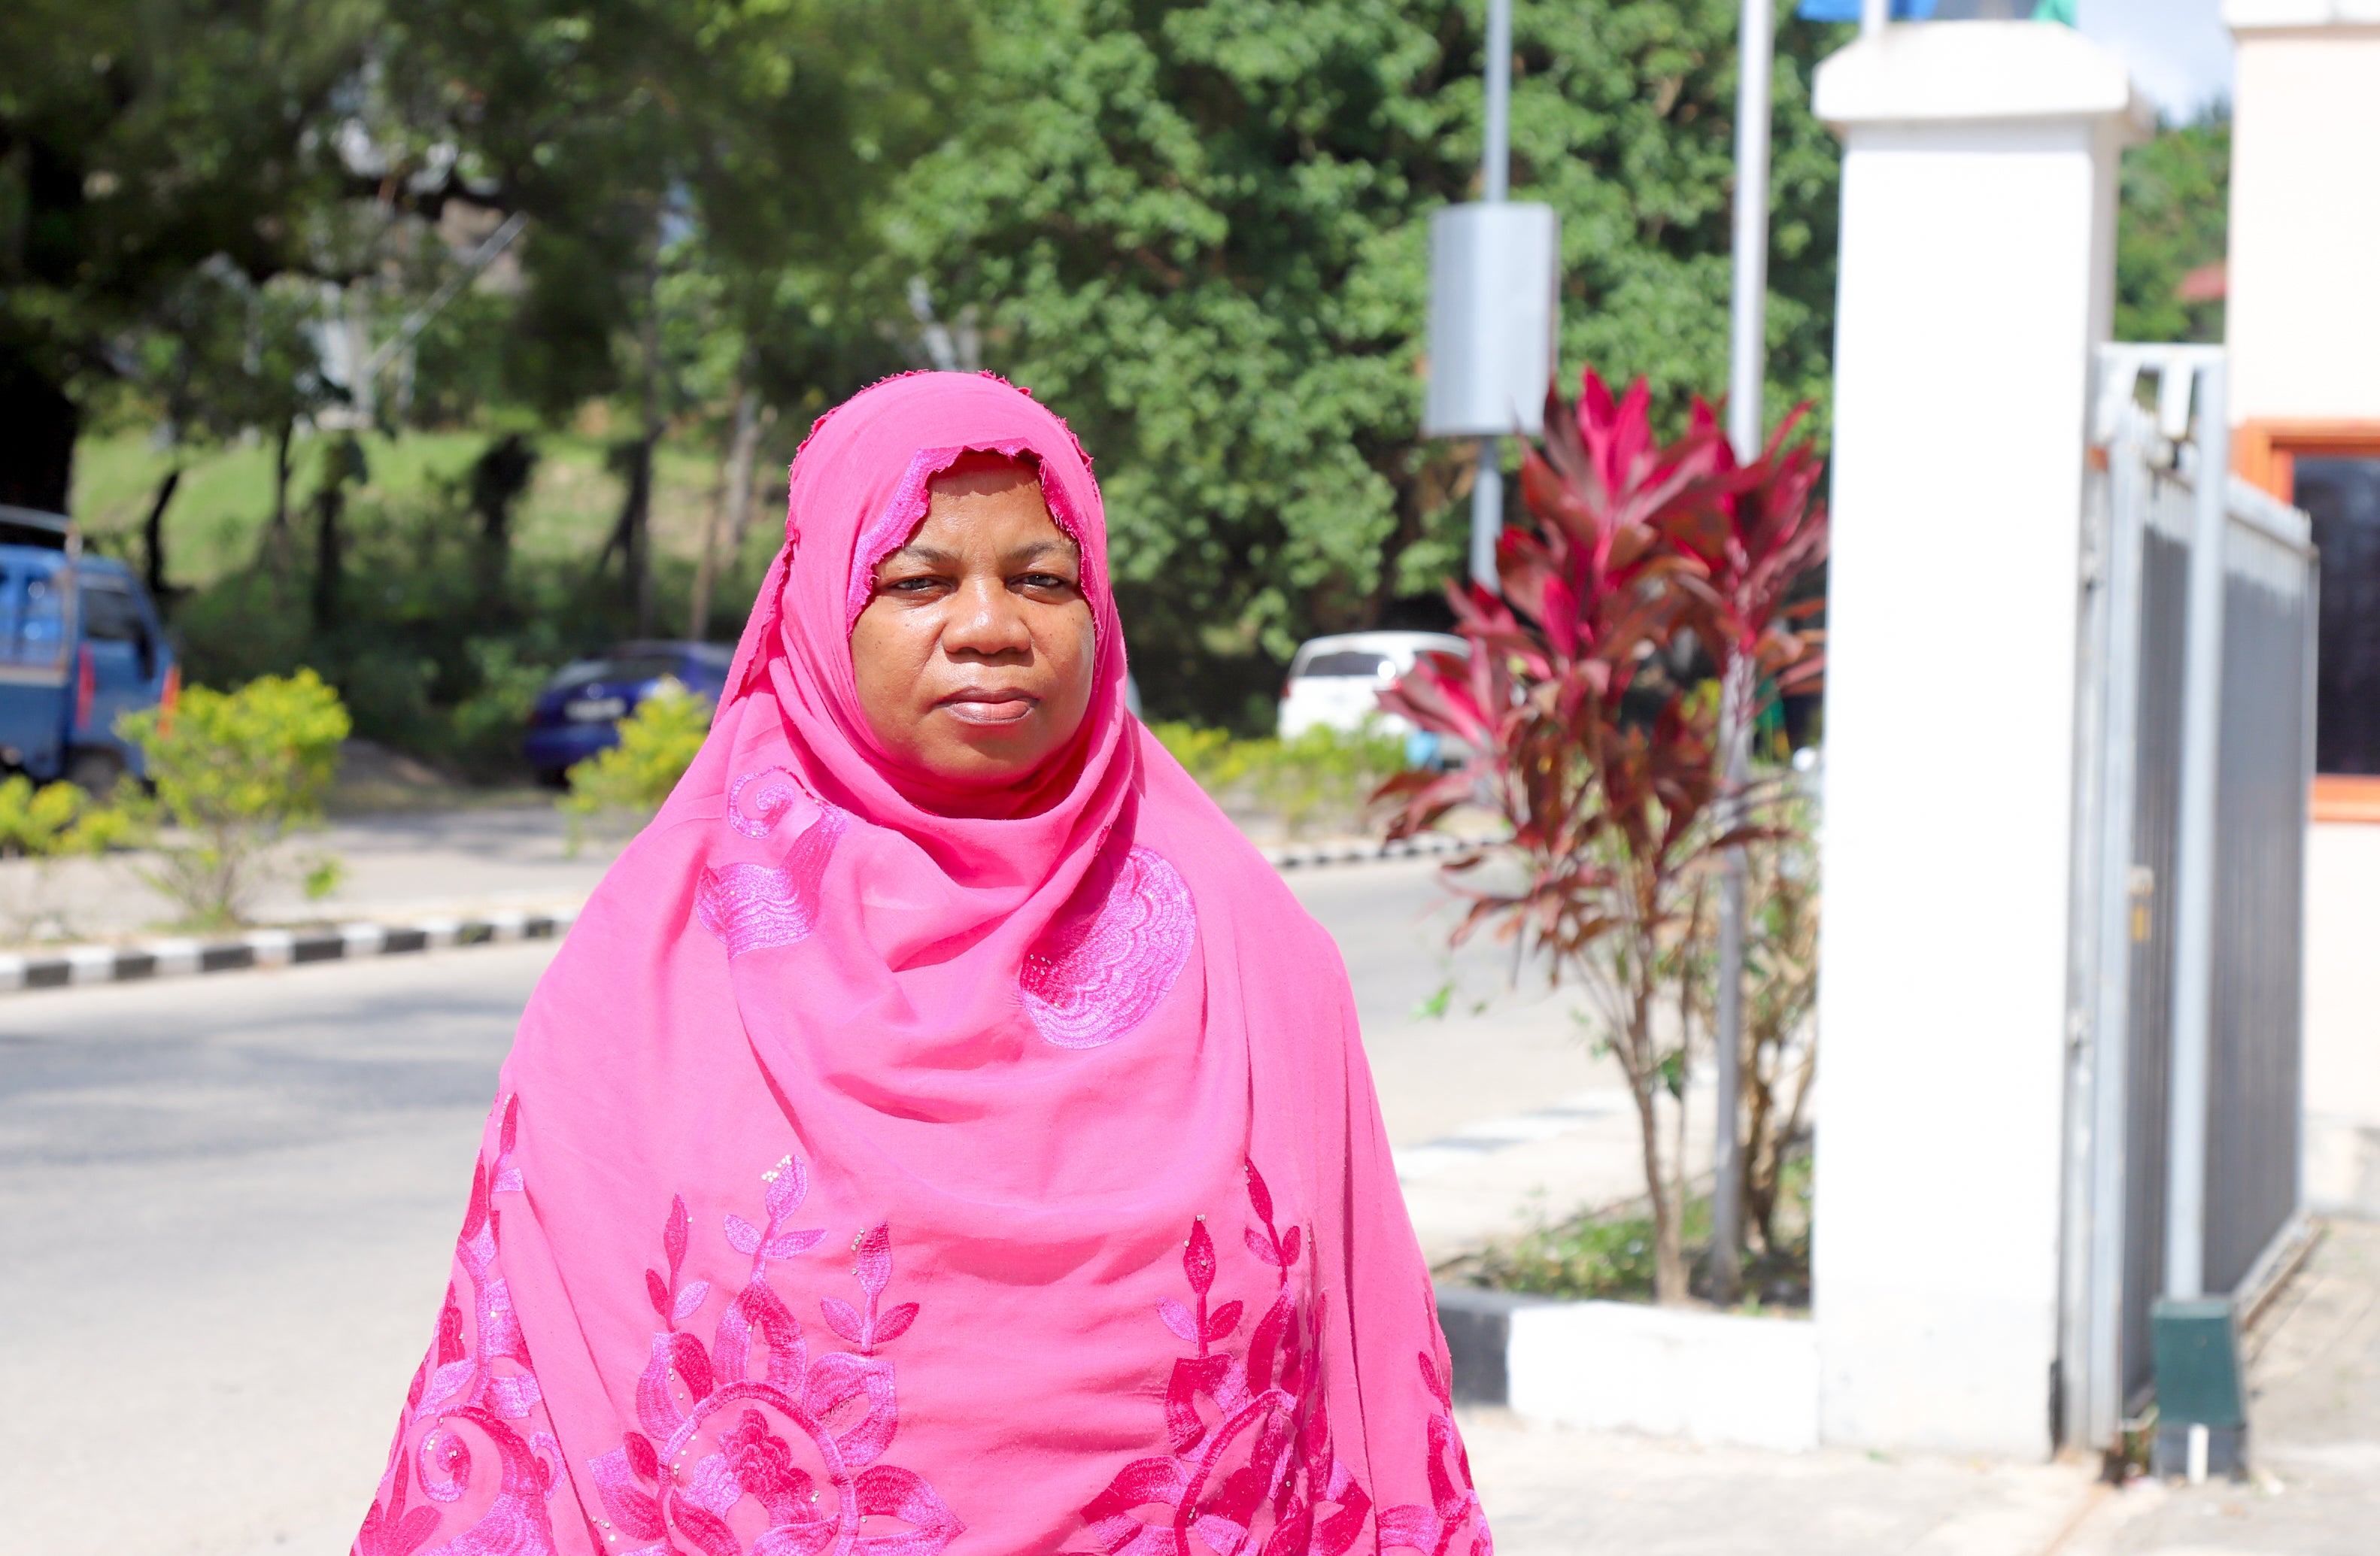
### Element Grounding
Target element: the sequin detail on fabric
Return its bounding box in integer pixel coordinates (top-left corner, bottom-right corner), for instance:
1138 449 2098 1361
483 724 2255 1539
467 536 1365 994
696 806 848 958
584 1154 963 1556
1020 845 1195 1049
357 1094 563 1556
1076 1160 1374 1556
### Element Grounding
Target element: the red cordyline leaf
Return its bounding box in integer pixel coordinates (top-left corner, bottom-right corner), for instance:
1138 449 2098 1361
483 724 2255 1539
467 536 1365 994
1371 360 1828 988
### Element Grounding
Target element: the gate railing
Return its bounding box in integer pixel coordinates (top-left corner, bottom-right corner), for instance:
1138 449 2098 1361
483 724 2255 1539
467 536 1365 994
2060 344 2316 1452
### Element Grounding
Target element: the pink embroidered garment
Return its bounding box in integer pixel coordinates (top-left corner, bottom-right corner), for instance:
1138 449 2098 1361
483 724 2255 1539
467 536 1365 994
355 372 1491 1556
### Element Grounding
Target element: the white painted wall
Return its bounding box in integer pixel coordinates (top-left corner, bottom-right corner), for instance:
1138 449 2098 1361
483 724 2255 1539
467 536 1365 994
2305 823 2380 1216
2224 4 2380 1230
1507 1303 1820 1453
1810 23 2148 1460
2224 6 2380 424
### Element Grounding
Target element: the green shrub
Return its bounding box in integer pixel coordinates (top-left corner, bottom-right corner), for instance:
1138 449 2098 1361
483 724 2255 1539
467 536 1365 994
559 679 712 846
1151 719 1407 838
0 777 137 941
117 669 353 929
1464 1152 1812 1310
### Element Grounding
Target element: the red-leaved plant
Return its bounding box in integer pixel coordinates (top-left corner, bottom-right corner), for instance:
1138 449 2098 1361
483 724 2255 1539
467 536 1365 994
1379 368 1827 1305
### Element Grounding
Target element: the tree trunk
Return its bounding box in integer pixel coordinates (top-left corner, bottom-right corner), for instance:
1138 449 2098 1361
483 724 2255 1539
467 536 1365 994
264 418 296 572
0 344 77 513
632 230 665 641
142 468 182 605
311 481 345 632
1621 978 1689 1306
597 435 657 635
691 380 760 642
310 434 366 634
469 432 537 626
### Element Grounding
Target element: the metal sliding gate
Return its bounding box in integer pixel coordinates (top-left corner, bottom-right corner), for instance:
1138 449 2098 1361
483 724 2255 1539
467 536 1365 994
2060 345 2317 1452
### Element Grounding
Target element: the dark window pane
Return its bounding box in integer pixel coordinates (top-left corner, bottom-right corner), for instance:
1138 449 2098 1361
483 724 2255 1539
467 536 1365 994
1298 651 1393 679
81 585 144 644
2297 456 2380 775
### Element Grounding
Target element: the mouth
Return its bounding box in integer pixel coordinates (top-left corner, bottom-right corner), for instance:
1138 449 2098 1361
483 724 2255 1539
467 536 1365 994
937 687 1040 726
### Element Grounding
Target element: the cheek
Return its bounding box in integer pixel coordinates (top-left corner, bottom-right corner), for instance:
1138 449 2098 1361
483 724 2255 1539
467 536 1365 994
1053 610 1099 708
850 609 940 719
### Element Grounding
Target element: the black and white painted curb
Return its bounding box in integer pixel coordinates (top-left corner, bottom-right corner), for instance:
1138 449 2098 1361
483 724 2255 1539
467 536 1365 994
0 907 580 995
1431 1284 1552 1406
1259 830 1498 870
0 832 1504 996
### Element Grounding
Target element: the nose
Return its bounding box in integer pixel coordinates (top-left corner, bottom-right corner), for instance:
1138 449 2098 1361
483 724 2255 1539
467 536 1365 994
942 574 1033 661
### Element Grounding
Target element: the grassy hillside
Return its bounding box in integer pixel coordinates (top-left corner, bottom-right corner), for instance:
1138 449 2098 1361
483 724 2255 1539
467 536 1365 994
71 427 772 594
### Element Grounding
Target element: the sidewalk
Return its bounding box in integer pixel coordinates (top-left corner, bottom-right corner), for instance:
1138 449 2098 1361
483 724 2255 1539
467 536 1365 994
1462 1221 2380 1556
0 803 627 943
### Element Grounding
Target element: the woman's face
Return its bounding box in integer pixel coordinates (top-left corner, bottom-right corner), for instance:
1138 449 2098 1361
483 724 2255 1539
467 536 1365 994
850 454 1097 797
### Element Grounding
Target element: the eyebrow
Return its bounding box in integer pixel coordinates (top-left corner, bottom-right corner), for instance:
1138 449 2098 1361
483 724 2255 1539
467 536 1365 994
882 537 1079 569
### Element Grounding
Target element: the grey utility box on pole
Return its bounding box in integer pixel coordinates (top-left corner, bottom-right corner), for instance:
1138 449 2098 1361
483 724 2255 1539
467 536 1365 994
1422 203 1559 439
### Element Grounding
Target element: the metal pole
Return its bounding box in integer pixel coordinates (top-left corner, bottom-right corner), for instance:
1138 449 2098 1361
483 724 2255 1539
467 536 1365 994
1470 0 1515 593
1861 0 1889 35
1483 0 1511 205
2083 401 2150 1448
1708 0 1775 1307
2164 359 2231 1303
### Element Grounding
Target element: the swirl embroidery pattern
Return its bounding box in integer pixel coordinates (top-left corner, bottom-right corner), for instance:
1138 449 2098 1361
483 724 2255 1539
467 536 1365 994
357 1094 564 1556
1075 1161 1374 1556
1021 846 1195 1049
584 1154 962 1556
697 804 848 960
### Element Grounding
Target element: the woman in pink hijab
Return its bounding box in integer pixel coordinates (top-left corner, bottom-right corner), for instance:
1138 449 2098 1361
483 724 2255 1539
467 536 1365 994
354 371 1491 1556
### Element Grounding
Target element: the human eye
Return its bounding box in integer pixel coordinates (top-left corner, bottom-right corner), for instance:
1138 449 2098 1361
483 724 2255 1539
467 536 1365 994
876 566 950 597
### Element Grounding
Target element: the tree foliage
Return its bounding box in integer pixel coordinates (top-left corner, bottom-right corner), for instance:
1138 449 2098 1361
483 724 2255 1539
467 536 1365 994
888 0 1844 725
2114 110 2228 345
0 0 379 506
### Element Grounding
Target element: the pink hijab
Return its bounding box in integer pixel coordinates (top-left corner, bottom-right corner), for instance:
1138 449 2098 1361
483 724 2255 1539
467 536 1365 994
355 372 1490 1556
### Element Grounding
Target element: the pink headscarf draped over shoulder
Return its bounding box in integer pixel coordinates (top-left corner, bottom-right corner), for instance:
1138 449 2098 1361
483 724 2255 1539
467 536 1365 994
355 372 1491 1556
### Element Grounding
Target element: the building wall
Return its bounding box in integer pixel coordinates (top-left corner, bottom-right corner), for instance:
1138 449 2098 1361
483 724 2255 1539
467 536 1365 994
2224 5 2380 1219
2228 25 2380 426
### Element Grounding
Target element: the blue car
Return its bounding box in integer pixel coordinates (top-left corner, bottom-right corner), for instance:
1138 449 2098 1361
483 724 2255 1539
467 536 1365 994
524 639 734 784
0 505 178 790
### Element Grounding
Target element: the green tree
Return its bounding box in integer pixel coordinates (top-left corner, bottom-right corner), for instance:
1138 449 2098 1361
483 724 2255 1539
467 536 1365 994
0 0 378 508
888 0 1844 726
379 0 964 630
2114 109 2228 344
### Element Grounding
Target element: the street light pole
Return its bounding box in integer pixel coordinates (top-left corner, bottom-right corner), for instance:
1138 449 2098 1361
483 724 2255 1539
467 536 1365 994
1471 0 1514 592
1710 0 1776 1307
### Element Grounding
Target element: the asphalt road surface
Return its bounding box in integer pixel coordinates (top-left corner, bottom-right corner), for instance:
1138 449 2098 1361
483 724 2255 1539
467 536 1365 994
0 854 1607 1555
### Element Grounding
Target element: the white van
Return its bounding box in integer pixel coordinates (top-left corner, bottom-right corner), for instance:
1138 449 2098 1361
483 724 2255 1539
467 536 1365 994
1276 630 1470 742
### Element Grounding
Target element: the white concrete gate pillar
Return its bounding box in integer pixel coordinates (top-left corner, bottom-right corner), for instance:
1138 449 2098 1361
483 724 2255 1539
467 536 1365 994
1809 23 2148 1459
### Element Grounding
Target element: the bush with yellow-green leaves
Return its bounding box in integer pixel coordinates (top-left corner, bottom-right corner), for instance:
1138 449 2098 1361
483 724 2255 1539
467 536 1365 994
117 669 352 930
558 679 714 848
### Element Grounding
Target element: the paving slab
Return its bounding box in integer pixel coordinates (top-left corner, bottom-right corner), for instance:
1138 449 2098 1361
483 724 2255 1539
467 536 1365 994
2062 1218 2380 1556
1462 1407 2106 1556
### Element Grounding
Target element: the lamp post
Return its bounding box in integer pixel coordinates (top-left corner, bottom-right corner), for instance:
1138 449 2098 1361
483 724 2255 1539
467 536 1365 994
1710 0 1778 1306
1423 0 1556 587
1471 0 1515 590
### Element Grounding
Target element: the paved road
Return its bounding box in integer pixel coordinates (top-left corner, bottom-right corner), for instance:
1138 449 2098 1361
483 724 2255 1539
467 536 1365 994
11 852 2372 1556
0 855 1628 1554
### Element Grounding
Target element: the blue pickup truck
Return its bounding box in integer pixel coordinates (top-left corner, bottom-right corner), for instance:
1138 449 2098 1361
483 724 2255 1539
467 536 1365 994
0 505 178 790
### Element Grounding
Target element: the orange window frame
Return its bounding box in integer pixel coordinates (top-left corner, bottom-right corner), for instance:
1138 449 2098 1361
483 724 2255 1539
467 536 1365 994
2237 419 2380 821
